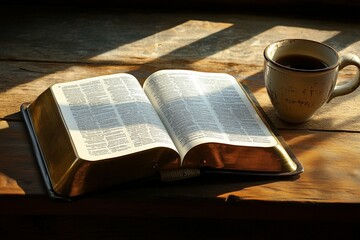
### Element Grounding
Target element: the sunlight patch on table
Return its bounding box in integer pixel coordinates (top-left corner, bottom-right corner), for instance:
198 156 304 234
205 26 341 64
88 20 234 62
0 172 25 194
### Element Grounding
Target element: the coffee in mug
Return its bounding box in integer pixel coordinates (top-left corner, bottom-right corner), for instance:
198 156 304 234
264 39 360 123
276 54 328 70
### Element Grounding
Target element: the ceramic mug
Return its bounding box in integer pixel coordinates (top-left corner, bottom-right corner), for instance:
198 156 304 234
264 39 360 123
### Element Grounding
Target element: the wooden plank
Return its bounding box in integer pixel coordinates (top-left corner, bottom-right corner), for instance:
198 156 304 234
1 120 359 204
1 62 359 132
1 8 360 65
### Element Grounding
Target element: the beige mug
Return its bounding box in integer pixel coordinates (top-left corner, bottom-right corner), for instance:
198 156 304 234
263 39 360 123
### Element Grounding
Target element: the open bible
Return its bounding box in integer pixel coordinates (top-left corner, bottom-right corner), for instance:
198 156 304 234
21 70 303 198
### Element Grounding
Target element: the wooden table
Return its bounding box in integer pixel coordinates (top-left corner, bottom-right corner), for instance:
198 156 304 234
1 5 359 239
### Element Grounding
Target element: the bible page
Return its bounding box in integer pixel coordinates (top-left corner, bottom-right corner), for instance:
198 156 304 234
51 73 177 161
143 70 277 161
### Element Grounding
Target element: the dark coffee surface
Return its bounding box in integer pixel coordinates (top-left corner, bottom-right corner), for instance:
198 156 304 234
276 54 328 70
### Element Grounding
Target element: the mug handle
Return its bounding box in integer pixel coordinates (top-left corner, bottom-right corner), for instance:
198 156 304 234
327 53 360 102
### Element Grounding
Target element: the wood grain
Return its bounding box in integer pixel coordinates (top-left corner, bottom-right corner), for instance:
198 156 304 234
1 120 359 205
1 7 360 64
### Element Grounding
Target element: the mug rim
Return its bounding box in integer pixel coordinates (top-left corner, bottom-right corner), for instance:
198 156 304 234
264 39 339 73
